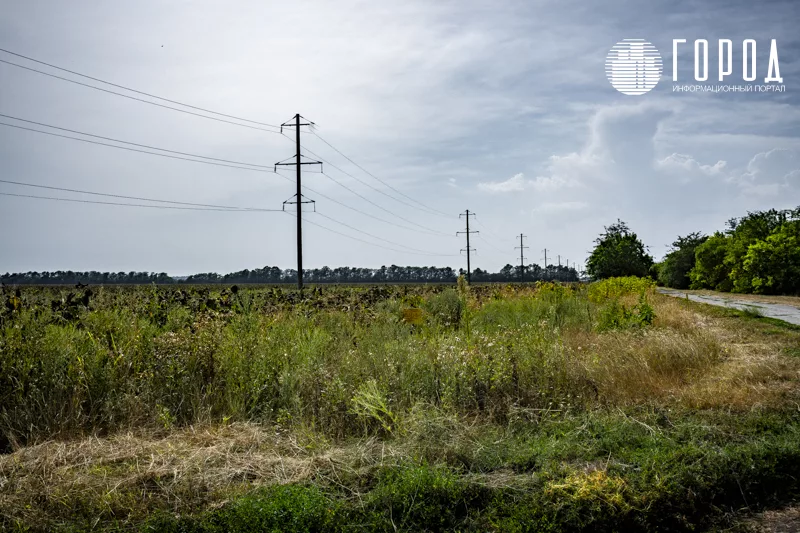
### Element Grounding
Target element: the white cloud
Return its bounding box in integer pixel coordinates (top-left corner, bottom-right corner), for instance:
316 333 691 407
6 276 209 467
533 201 588 213
477 173 574 193
742 149 800 180
730 148 800 197
478 173 529 193
657 153 727 176
2 1 799 275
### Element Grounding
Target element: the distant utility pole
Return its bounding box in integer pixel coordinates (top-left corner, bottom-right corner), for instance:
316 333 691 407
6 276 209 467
275 114 321 291
543 248 549 279
515 234 528 282
558 255 561 268
457 210 478 284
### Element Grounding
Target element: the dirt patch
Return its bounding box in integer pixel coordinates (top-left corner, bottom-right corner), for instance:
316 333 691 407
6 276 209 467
742 506 800 532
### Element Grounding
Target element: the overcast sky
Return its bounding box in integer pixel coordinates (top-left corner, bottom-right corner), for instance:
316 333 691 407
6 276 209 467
1 0 798 275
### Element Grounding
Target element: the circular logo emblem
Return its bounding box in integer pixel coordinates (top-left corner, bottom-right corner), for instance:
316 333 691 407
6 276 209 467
606 39 662 95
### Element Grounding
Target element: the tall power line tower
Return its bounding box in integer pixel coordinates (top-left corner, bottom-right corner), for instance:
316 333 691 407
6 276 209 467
275 114 321 291
515 233 528 282
457 210 478 284
542 248 549 280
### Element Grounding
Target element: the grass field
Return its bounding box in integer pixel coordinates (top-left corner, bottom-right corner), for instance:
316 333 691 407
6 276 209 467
1 278 800 532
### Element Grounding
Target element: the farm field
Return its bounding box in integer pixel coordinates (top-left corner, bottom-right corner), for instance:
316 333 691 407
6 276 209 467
2 279 800 532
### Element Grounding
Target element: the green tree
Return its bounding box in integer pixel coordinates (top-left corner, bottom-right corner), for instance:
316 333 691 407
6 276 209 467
736 223 800 294
689 232 732 291
586 220 653 280
725 209 790 292
658 232 707 289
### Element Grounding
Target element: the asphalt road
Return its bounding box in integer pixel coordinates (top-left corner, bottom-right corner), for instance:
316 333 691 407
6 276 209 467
658 288 800 326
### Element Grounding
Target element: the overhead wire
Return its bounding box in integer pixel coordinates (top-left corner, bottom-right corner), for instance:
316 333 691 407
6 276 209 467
277 133 455 235
0 113 273 169
0 121 278 174
310 130 452 217
0 58 281 134
320 170 452 236
0 47 282 129
288 212 457 257
473 217 514 244
0 178 453 255
0 117 451 240
302 139 451 218
274 168 450 237
0 179 274 211
0 191 283 212
313 212 459 257
0 47 465 253
475 233 508 255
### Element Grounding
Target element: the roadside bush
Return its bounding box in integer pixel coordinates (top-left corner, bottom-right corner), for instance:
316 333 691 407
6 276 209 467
588 276 655 303
423 289 463 328
596 293 655 332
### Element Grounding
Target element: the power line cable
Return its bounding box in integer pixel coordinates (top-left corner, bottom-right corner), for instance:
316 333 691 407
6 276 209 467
320 170 451 236
0 191 283 212
275 162 452 237
287 211 457 257
473 217 514 243
0 121 278 174
310 130 452 217
0 47 281 129
280 133 455 233
0 113 273 169
0 179 274 211
0 58 281 134
288 178 448 237
0 119 449 237
301 137 451 217
475 233 508 255
314 212 459 257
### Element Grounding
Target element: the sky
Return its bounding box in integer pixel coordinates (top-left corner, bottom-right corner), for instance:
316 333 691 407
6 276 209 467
1 0 799 276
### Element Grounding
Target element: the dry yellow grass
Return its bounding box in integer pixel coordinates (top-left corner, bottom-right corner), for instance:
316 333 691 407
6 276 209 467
0 424 349 527
743 506 800 533
563 294 800 409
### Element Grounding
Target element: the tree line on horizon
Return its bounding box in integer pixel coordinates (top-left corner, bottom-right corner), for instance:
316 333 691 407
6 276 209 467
1 263 580 285
585 206 800 295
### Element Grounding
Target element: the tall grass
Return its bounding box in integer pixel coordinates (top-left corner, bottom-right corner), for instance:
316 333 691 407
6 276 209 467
0 281 739 449
3 280 800 531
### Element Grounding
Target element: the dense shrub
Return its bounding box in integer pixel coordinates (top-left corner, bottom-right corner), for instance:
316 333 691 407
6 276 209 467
587 276 655 303
587 221 654 280
689 232 732 291
736 224 800 294
657 232 707 289
688 208 800 294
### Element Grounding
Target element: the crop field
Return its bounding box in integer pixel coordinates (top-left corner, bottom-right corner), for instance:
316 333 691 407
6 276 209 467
1 278 800 532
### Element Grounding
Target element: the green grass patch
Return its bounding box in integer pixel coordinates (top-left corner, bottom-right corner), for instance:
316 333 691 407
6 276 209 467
140 411 800 533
